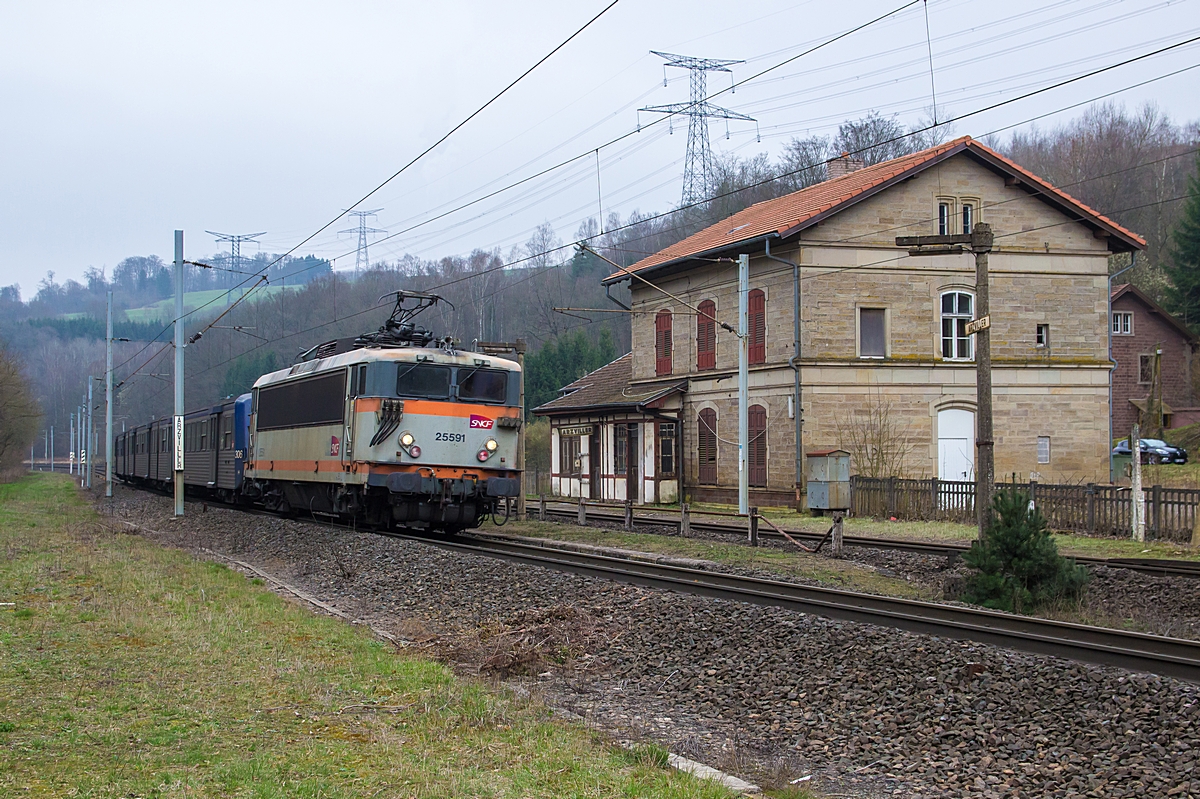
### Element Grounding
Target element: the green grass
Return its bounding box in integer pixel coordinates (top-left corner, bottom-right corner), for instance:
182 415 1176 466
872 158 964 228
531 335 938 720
0 474 738 798
122 286 300 323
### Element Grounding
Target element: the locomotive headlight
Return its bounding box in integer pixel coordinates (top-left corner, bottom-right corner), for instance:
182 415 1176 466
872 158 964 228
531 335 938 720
409 445 421 458
485 438 498 452
399 432 415 448
477 449 490 462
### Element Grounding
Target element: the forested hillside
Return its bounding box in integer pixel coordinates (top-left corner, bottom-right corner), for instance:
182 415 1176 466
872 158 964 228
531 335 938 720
1 102 1197 459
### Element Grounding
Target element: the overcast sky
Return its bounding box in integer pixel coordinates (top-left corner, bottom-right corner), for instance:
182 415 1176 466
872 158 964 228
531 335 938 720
2 0 1198 298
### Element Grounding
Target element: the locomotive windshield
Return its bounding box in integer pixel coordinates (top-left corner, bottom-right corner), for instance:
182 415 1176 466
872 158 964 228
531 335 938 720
458 368 508 404
396 363 451 399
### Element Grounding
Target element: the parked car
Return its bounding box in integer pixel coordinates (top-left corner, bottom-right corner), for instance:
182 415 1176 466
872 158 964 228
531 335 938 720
1111 438 1188 464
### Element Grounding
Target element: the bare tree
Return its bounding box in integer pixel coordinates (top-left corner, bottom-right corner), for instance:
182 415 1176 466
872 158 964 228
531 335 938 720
834 388 917 479
0 344 40 478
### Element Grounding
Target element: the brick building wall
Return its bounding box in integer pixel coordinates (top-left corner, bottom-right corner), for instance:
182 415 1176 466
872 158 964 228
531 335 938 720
1110 290 1197 437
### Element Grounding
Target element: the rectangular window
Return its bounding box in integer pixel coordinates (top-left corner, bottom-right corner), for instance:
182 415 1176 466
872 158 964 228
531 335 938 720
458 368 509 404
257 371 347 431
938 202 951 235
859 308 886 358
696 300 716 370
962 203 974 235
1036 324 1049 348
396 363 451 399
559 434 581 479
658 423 676 477
615 424 628 475
748 290 766 364
1037 436 1051 464
1139 354 1153 384
1112 311 1133 335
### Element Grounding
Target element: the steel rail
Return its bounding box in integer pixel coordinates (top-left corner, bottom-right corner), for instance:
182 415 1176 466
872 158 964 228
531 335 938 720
534 502 1200 579
437 532 1200 682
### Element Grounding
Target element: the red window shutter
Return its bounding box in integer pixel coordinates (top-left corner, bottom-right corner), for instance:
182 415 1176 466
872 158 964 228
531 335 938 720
748 404 767 487
748 290 766 364
697 300 716 370
698 408 717 485
655 311 672 376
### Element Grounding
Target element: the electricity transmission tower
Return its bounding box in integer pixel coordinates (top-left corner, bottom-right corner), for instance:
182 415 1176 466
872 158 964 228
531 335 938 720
339 209 386 275
206 230 266 290
640 51 754 208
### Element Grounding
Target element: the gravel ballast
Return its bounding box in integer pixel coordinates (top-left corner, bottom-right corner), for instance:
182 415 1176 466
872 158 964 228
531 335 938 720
103 489 1200 798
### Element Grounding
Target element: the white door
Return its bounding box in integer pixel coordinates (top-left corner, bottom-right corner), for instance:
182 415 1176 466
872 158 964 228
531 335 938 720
938 408 975 482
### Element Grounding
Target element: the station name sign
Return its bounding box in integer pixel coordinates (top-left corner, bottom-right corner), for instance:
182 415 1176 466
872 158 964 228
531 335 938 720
559 425 594 437
173 415 185 471
965 315 991 335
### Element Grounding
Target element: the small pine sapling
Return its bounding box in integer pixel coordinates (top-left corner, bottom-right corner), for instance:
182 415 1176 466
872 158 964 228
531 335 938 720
962 488 1089 613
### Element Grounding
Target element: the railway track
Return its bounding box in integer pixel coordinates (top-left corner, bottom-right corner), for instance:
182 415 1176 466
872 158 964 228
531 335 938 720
109 483 1200 681
397 531 1200 682
532 500 1200 580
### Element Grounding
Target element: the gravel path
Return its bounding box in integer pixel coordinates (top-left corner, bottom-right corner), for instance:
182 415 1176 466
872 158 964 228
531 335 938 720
101 489 1200 798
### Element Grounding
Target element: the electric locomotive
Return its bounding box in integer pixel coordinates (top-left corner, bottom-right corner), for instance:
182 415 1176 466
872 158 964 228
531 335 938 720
240 291 522 531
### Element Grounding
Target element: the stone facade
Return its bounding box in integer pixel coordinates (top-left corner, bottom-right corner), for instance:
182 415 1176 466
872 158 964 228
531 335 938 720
626 149 1127 502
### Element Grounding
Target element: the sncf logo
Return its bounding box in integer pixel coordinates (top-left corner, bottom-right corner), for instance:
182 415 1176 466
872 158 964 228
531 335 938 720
469 415 495 429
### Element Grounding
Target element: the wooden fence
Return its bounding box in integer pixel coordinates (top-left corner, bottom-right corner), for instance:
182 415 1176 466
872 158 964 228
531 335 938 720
849 476 1200 542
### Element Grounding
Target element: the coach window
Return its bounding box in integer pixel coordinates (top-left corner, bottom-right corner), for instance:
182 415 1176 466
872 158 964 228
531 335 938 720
458 368 509 404
395 363 451 399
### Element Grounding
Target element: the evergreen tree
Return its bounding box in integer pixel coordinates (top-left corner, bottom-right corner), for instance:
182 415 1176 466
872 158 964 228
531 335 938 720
962 488 1089 613
1164 152 1200 329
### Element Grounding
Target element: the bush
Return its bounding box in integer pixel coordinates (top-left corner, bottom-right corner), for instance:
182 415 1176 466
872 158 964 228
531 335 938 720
962 488 1089 613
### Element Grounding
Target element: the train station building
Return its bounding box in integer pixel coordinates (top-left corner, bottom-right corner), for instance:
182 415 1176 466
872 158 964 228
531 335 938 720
534 136 1144 506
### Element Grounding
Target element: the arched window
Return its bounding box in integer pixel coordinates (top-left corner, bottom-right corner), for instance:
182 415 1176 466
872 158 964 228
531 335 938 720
655 310 672 376
696 300 716 370
698 408 717 485
940 291 974 361
748 404 767 487
749 289 766 364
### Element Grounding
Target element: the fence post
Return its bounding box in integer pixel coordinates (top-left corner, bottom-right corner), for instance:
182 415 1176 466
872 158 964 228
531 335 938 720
624 499 633 531
886 476 897 518
1152 485 1162 540
1029 478 1037 510
848 475 856 518
832 512 844 557
578 495 586 526
539 494 546 522
748 507 759 547
681 502 691 537
1086 484 1096 534
930 477 939 518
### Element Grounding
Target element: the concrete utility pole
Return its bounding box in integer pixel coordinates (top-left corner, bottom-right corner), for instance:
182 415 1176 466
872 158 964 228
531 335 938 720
1131 422 1145 541
86 379 93 489
174 230 185 517
897 222 995 537
106 290 114 498
69 413 74 474
50 426 54 472
738 253 750 516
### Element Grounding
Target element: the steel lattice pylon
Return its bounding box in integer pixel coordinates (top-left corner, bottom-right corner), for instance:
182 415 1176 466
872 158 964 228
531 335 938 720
641 51 754 208
339 209 386 274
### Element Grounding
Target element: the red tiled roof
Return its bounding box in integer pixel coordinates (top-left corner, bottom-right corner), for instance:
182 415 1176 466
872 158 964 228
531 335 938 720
605 136 1145 283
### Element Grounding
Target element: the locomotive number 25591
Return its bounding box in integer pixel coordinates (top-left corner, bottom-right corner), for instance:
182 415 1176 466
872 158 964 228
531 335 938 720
434 432 466 442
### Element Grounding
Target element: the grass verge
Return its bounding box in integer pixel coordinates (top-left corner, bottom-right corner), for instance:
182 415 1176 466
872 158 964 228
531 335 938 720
0 474 738 798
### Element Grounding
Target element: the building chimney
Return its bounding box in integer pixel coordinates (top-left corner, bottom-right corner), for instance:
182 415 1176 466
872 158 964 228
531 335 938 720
826 152 865 180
